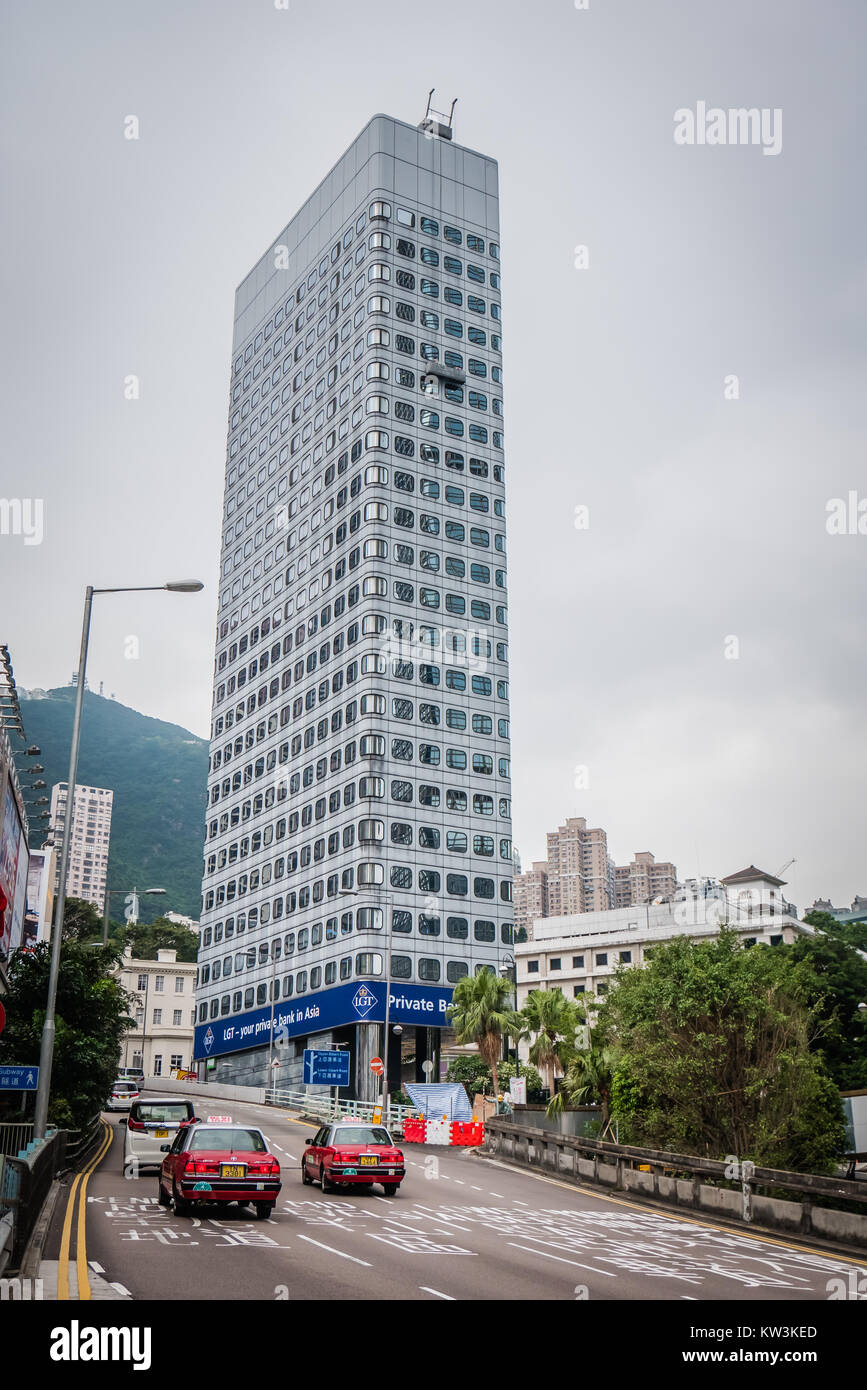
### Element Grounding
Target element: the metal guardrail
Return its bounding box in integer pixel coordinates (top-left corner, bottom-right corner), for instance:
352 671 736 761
0 1123 35 1159
62 1115 102 1172
265 1087 421 1132
484 1119 867 1222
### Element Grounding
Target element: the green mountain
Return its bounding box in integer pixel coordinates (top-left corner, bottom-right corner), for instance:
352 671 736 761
19 687 208 923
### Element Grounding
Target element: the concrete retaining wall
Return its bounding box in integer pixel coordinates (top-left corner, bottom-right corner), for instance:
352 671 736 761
141 1079 267 1106
483 1122 867 1249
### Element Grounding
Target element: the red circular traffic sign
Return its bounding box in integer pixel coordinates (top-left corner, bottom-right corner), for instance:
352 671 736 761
370 1056 384 1075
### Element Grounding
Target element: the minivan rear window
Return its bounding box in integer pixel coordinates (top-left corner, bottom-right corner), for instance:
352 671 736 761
129 1102 194 1125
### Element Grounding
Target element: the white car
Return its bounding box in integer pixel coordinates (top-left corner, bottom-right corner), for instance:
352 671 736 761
124 1097 198 1171
107 1080 140 1112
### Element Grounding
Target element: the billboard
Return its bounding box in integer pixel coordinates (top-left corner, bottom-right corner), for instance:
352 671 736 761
194 979 455 1060
0 784 25 959
25 848 54 947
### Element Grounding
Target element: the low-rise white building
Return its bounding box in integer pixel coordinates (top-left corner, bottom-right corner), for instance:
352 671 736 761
516 866 814 1008
115 946 198 1078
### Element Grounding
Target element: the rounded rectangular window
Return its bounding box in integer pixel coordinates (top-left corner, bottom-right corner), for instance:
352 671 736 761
357 862 384 886
447 916 468 939
355 952 383 975
419 958 441 982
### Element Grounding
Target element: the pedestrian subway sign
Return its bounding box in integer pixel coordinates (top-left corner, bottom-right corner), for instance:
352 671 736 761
352 986 376 1019
0 1066 39 1090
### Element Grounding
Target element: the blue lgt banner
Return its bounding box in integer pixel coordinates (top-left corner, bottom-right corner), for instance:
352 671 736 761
194 980 454 1060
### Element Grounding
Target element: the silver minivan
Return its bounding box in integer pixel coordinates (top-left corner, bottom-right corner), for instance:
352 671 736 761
124 1096 198 1172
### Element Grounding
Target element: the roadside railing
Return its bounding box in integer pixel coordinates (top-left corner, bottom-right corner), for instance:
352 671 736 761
0 1122 35 1159
62 1115 103 1173
484 1118 867 1247
265 1086 420 1132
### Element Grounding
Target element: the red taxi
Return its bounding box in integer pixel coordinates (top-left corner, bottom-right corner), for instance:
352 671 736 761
158 1118 281 1219
302 1122 405 1195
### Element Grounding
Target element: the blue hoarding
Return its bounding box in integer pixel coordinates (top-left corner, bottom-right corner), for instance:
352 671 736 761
303 1049 351 1087
194 980 454 1060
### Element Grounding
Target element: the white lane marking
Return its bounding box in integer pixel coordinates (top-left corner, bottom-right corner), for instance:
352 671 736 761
88 1261 105 1274
110 1282 132 1296
488 1192 504 1198
514 1200 529 1206
681 1296 698 1301
453 1180 465 1186
297 1233 372 1266
507 1242 615 1277
470 1186 483 1191
421 1286 456 1300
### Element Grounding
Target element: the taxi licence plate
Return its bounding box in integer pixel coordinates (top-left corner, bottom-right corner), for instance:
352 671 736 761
153 1129 168 1138
221 1164 246 1179
360 1157 377 1166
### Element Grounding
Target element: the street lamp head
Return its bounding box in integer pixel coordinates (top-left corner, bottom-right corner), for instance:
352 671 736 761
164 580 204 593
858 1002 867 1013
144 888 167 895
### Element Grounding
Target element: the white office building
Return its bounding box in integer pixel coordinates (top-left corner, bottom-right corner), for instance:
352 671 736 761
516 866 814 1007
195 111 513 1096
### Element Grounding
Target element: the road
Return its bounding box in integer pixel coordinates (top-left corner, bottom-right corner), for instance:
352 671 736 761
41 1094 866 1302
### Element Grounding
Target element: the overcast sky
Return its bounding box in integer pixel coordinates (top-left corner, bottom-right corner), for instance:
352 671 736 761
2 0 864 912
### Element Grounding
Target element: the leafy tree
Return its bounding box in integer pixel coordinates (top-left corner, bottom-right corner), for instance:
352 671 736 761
60 896 105 943
519 988 581 1095
445 1054 544 1099
783 931 867 1090
804 910 867 954
446 972 514 1101
600 930 846 1172
515 927 528 944
552 1042 617 1127
0 912 135 1129
497 1060 545 1099
120 917 199 963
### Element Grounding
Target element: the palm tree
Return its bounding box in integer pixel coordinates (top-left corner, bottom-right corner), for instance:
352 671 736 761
447 971 514 1104
556 1044 617 1129
520 988 580 1098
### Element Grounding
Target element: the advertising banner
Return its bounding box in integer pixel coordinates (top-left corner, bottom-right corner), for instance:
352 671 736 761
0 785 23 959
194 979 455 1060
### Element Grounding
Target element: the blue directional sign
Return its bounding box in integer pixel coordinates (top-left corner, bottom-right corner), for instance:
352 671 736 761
0 1066 39 1091
303 1050 350 1087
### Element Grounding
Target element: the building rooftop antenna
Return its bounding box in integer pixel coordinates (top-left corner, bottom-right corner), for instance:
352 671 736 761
419 89 458 142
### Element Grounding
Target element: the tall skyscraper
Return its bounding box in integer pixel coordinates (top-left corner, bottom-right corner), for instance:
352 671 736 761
545 817 612 917
49 782 113 910
195 113 513 1098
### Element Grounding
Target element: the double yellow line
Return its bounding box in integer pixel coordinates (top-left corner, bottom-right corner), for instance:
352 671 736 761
58 1119 113 1300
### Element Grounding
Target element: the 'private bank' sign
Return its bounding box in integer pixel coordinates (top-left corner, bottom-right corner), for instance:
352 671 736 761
194 980 454 1060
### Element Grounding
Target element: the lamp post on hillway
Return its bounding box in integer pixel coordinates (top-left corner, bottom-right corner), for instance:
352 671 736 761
33 581 204 1140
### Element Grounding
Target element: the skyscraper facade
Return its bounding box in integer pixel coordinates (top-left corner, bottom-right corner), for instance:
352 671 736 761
195 114 513 1097
49 782 113 911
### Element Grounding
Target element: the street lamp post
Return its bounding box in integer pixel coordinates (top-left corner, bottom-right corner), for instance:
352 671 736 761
32 580 203 1140
103 886 167 946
